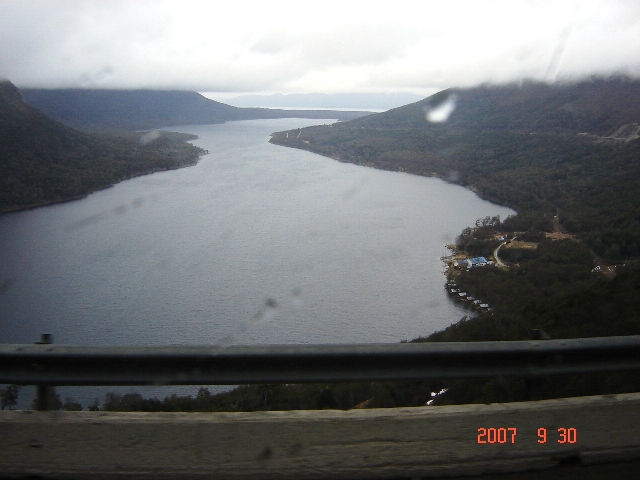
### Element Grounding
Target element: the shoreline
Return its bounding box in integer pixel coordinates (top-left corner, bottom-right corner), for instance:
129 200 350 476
0 145 207 216
269 136 520 215
268 136 519 231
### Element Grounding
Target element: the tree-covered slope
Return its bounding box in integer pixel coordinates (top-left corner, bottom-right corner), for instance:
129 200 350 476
324 77 640 135
20 88 240 131
0 80 206 212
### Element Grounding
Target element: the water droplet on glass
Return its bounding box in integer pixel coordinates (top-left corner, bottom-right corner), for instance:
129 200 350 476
424 93 458 123
113 204 127 215
218 334 236 347
139 130 162 145
445 170 460 183
254 298 278 324
290 288 303 309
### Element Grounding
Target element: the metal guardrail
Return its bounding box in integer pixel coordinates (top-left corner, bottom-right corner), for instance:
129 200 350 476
1 335 640 387
2 335 640 477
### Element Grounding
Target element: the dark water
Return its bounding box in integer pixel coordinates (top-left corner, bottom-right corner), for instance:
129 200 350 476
0 118 514 405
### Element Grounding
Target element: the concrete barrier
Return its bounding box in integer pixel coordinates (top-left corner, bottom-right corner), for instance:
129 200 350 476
1 392 639 479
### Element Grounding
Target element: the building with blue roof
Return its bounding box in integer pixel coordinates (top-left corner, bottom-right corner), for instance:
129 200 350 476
455 256 490 269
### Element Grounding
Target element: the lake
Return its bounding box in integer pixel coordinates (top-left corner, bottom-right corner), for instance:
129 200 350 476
0 118 514 405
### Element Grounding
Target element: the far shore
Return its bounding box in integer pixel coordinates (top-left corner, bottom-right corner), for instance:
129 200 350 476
0 150 206 215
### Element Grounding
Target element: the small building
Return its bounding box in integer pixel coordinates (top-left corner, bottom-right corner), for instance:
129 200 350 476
455 257 489 269
469 257 489 267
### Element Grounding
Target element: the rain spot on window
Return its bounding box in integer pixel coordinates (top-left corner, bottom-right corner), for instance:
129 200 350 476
254 297 278 324
139 130 162 145
424 93 458 123
113 204 127 215
444 170 461 183
64 212 107 232
290 287 303 309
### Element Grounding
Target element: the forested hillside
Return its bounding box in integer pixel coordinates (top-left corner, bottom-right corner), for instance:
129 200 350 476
0 80 206 212
264 77 640 406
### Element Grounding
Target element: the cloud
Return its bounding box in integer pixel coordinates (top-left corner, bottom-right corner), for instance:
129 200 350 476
0 0 639 94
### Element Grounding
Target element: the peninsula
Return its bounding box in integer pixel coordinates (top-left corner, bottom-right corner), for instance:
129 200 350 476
0 80 207 213
1 80 370 213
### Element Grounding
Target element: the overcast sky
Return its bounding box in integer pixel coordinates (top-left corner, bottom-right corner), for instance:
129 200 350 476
1 0 639 97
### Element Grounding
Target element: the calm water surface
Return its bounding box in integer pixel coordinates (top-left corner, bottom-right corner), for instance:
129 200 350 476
0 118 514 404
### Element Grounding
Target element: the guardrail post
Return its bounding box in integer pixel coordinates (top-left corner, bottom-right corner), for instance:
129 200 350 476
35 334 56 411
525 329 551 400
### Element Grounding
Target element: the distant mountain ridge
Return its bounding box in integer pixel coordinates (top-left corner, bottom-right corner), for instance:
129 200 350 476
0 80 79 138
225 92 424 110
20 88 369 131
0 80 206 212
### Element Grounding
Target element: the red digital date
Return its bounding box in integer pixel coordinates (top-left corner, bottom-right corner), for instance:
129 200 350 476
477 427 517 444
538 427 577 444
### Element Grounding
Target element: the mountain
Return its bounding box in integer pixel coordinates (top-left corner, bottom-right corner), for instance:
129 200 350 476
20 89 370 131
0 80 205 212
225 92 424 110
301 77 638 135
270 77 640 263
